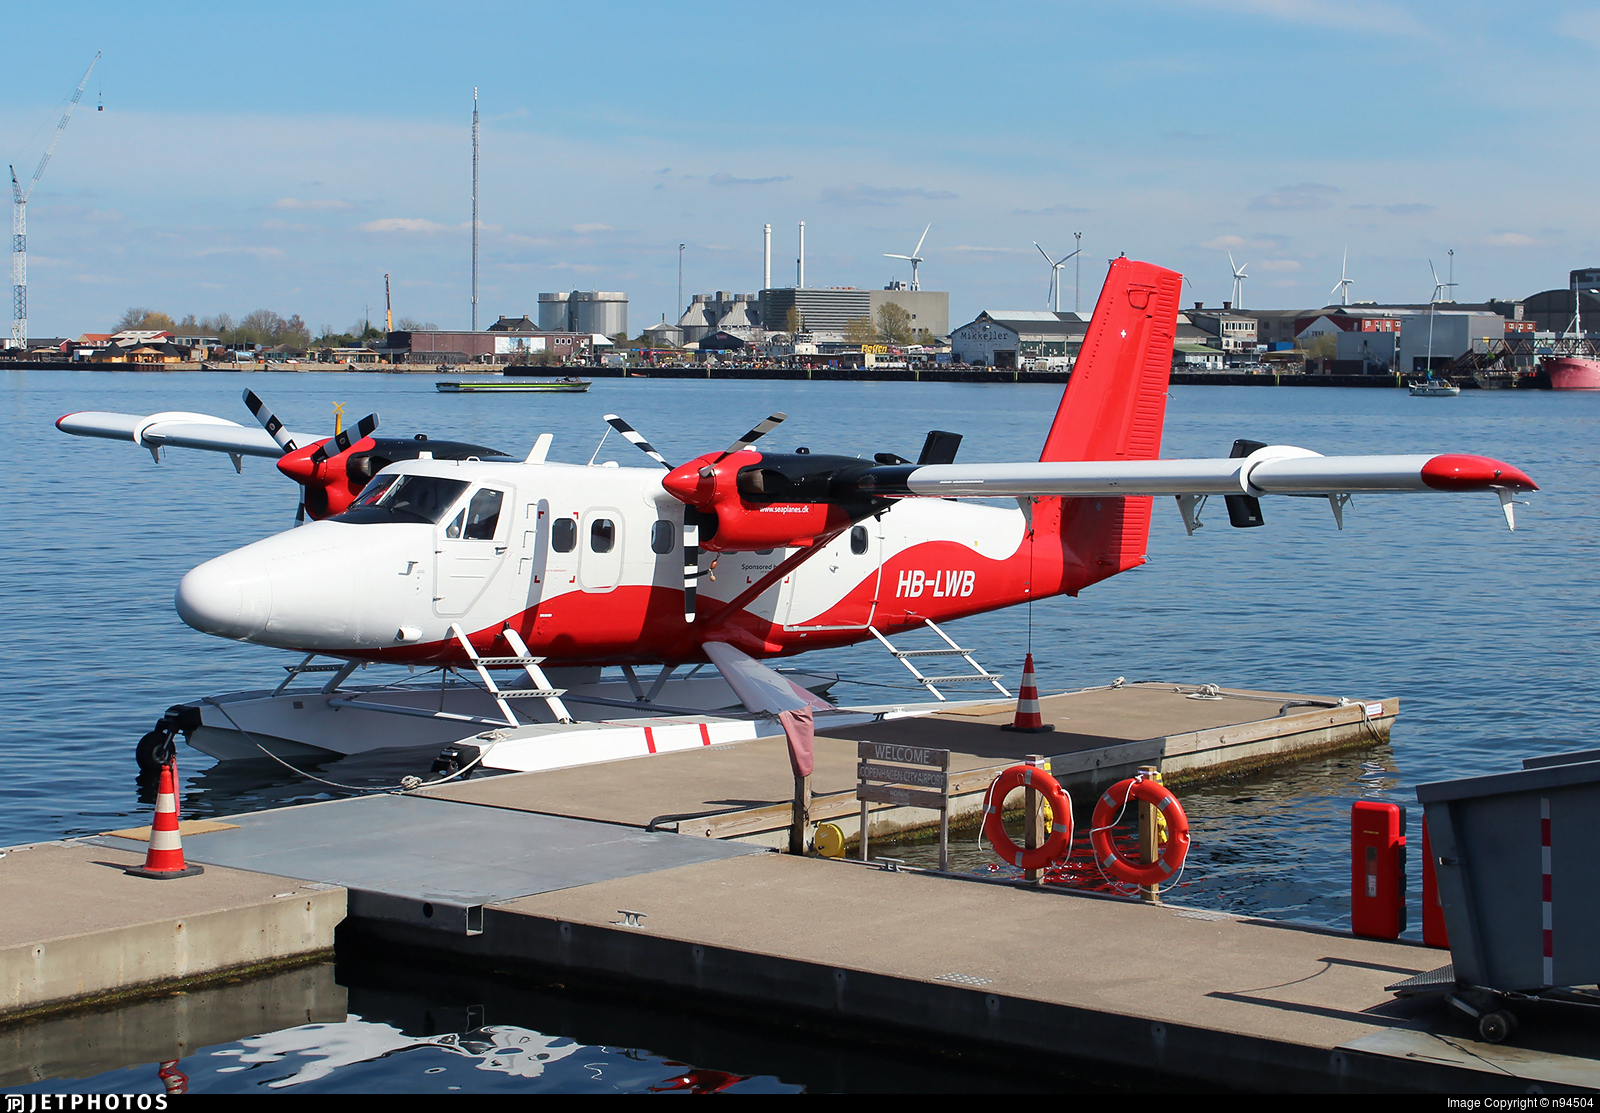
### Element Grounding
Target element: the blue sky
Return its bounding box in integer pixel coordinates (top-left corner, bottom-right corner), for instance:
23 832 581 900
5 1 1598 337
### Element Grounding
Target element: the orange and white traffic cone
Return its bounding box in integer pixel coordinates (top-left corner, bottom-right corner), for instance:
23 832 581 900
126 761 204 879
1001 653 1056 733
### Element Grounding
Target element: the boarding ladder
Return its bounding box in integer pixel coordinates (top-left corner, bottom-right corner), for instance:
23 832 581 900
867 618 1011 702
450 623 574 726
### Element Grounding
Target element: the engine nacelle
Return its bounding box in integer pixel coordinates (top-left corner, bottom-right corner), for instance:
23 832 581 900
662 449 885 552
276 437 371 519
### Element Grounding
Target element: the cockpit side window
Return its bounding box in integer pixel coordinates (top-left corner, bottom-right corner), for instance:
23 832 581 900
381 476 470 524
350 474 398 508
463 488 504 540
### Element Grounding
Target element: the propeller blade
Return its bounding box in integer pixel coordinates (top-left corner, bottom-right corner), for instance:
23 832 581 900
884 253 913 261
241 389 298 453
603 413 672 468
682 514 701 622
1035 242 1055 265
310 412 379 465
717 412 786 460
913 223 930 257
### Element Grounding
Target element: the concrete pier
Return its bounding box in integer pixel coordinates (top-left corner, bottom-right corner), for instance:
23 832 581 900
3 680 1593 1093
0 841 342 1019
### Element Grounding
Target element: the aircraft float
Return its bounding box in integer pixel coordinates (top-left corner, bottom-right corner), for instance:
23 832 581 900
57 259 1537 775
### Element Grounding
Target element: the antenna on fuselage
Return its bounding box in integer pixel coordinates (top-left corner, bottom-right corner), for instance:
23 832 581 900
586 423 612 467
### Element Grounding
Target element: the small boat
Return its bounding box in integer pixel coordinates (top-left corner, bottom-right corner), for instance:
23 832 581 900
437 377 590 394
1408 378 1460 397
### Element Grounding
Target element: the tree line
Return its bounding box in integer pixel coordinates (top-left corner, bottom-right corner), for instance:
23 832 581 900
112 308 437 350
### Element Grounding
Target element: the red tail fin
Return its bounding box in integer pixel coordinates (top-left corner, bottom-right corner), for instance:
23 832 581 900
1037 258 1182 592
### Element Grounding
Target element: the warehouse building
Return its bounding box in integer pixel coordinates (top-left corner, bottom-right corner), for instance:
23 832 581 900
949 310 1087 368
385 328 593 364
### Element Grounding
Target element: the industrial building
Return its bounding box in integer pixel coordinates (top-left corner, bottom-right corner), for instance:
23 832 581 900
756 287 949 339
1185 306 1258 352
1396 311 1509 375
948 311 1087 368
384 328 593 364
678 293 763 345
538 291 628 338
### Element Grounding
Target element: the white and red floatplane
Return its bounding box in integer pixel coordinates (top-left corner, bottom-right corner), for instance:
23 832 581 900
57 260 1538 774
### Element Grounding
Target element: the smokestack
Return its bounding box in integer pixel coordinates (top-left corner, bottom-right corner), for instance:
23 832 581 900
763 223 771 291
798 221 805 289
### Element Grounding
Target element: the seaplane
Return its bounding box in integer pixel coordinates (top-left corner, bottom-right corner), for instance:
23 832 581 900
57 259 1537 776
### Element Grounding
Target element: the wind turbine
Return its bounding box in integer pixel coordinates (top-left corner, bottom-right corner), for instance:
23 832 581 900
884 224 930 290
1331 249 1353 306
1228 252 1249 308
1423 259 1458 379
1035 242 1080 313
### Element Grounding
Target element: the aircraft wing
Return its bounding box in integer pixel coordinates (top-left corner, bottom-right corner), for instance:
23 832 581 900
56 410 317 460
853 446 1538 529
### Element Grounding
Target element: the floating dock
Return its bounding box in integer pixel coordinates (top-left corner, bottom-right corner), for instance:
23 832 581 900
5 682 1596 1093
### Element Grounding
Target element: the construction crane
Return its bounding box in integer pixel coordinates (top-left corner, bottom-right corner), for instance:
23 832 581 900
11 51 101 350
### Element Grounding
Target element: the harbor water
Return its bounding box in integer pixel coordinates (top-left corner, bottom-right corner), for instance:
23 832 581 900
3 370 1595 1091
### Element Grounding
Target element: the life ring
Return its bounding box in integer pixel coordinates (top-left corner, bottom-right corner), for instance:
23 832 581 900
1090 776 1190 887
983 764 1073 870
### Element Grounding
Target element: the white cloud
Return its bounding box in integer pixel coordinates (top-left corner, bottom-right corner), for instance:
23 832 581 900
358 218 452 234
197 246 284 260
1256 259 1303 272
1248 183 1341 212
1484 232 1541 247
572 223 614 234
271 197 355 211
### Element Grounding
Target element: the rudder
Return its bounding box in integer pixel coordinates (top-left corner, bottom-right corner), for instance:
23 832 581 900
1037 258 1182 592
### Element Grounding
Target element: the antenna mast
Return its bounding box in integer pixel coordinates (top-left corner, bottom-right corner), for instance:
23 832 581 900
471 87 479 332
12 51 100 349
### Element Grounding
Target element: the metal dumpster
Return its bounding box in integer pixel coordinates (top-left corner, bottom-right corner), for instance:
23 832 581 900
1417 758 1600 994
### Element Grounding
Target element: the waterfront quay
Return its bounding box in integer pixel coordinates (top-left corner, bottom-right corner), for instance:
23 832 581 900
4 684 1595 1092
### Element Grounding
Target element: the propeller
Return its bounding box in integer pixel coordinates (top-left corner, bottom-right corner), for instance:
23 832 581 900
242 389 299 453
603 410 787 621
242 390 379 523
310 411 380 465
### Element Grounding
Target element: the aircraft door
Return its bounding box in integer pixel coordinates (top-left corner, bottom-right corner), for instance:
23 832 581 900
781 521 882 630
577 507 624 593
433 485 511 617
520 498 552 608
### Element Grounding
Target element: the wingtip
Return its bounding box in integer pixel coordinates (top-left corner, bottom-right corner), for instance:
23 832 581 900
1421 454 1538 492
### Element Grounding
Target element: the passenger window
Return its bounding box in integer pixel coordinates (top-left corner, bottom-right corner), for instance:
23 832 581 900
851 525 868 555
590 518 615 553
463 488 503 540
552 518 576 552
651 520 674 555
445 510 464 539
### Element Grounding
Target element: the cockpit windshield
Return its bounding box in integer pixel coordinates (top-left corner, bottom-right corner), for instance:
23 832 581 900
336 474 470 525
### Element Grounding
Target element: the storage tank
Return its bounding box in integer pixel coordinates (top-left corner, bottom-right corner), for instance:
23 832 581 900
571 291 628 338
537 292 571 332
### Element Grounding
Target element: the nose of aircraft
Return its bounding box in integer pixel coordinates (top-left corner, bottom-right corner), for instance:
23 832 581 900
176 554 273 640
